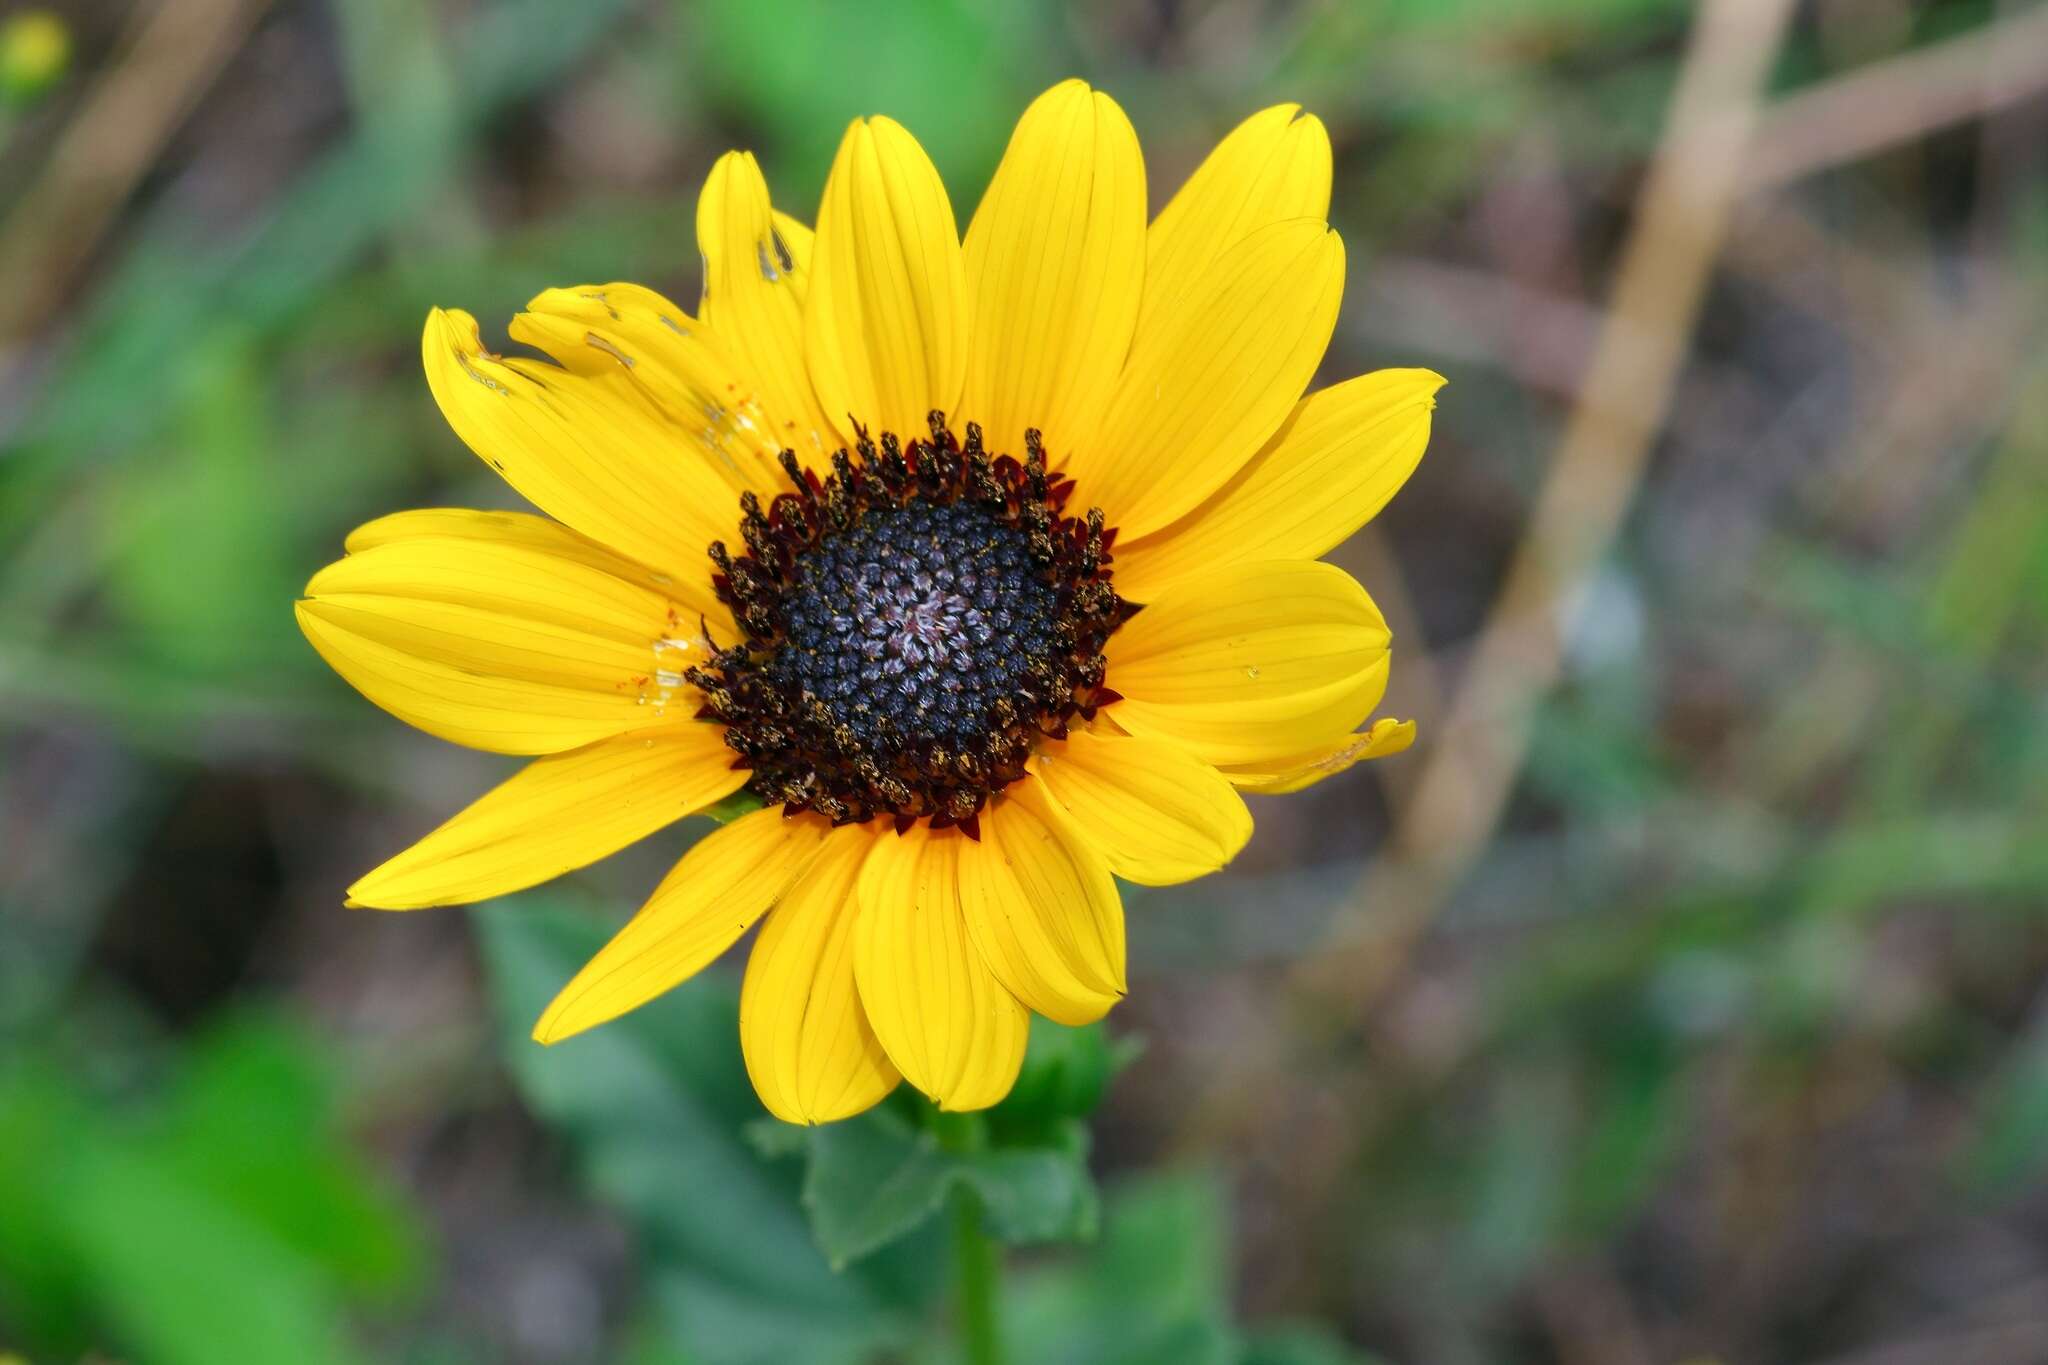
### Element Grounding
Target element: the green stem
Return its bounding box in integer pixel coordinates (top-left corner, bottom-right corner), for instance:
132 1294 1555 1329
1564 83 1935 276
950 1183 1002 1365
931 1108 1003 1365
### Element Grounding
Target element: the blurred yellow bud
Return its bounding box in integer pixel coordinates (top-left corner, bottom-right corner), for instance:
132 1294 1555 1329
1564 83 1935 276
0 9 72 106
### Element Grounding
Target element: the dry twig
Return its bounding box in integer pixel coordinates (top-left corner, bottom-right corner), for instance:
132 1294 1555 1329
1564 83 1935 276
0 0 272 348
1294 0 1802 1013
1742 4 2048 192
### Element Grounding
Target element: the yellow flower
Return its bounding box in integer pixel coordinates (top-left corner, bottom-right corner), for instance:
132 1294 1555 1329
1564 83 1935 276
298 82 1440 1124
0 10 68 104
0 10 70 103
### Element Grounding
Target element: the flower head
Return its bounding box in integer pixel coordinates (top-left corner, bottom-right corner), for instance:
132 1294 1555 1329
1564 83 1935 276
298 81 1441 1124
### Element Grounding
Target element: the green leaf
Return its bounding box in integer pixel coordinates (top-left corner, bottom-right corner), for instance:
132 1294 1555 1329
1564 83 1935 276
1956 1028 2048 1199
101 336 297 674
0 1018 420 1365
795 1105 1098 1269
996 1018 1142 1131
690 0 1044 204
1083 1170 1231 1314
1563 1029 1683 1237
1003 1172 1386 1363
156 1014 424 1298
638 1265 894 1365
1241 1324 1388 1365
59 1140 366 1365
473 898 942 1363
0 1065 97 1347
1003 1171 1235 1365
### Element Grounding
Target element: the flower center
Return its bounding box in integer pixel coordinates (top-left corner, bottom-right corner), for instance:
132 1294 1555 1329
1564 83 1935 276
687 415 1129 835
774 499 1059 749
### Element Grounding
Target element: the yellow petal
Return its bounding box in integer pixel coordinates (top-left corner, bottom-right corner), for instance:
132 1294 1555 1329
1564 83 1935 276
959 79 1146 461
1029 728 1250 885
739 823 900 1124
421 305 748 586
533 807 832 1044
1137 103 1330 339
1114 369 1445 602
1078 219 1344 539
854 828 1028 1111
1103 559 1390 765
695 152 840 467
508 283 791 497
343 506 731 636
957 781 1125 1026
805 116 969 445
1220 717 1417 794
298 533 710 755
348 724 745 910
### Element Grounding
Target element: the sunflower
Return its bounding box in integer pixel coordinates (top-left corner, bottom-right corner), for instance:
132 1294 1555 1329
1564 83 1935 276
297 81 1440 1124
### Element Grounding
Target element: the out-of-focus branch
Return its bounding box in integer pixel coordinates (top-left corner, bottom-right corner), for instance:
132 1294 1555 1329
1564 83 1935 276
1294 0 1800 1012
0 0 271 347
1742 4 2048 192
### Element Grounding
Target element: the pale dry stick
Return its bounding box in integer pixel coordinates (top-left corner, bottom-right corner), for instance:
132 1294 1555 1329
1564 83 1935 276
1292 0 1801 1011
1164 0 1805 1169
1309 0 2048 1020
1742 1 2048 193
0 0 272 348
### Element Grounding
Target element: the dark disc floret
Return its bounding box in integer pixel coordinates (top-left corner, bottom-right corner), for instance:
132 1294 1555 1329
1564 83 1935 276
686 412 1131 836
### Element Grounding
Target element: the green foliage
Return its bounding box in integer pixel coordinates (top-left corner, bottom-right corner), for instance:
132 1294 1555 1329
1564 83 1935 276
999 1013 1143 1132
687 0 1049 202
154 1016 423 1296
0 1016 423 1365
1954 1030 2048 1200
477 898 1372 1362
1000 1173 1375 1365
761 1016 1143 1272
1006 1171 1231 1363
475 898 942 1364
785 1103 1097 1269
101 336 299 676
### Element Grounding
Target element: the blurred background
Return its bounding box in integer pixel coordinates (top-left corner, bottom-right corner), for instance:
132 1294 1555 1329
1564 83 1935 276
3 0 2046 1361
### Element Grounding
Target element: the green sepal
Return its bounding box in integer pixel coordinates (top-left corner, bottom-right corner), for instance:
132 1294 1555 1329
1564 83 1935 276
700 789 768 824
